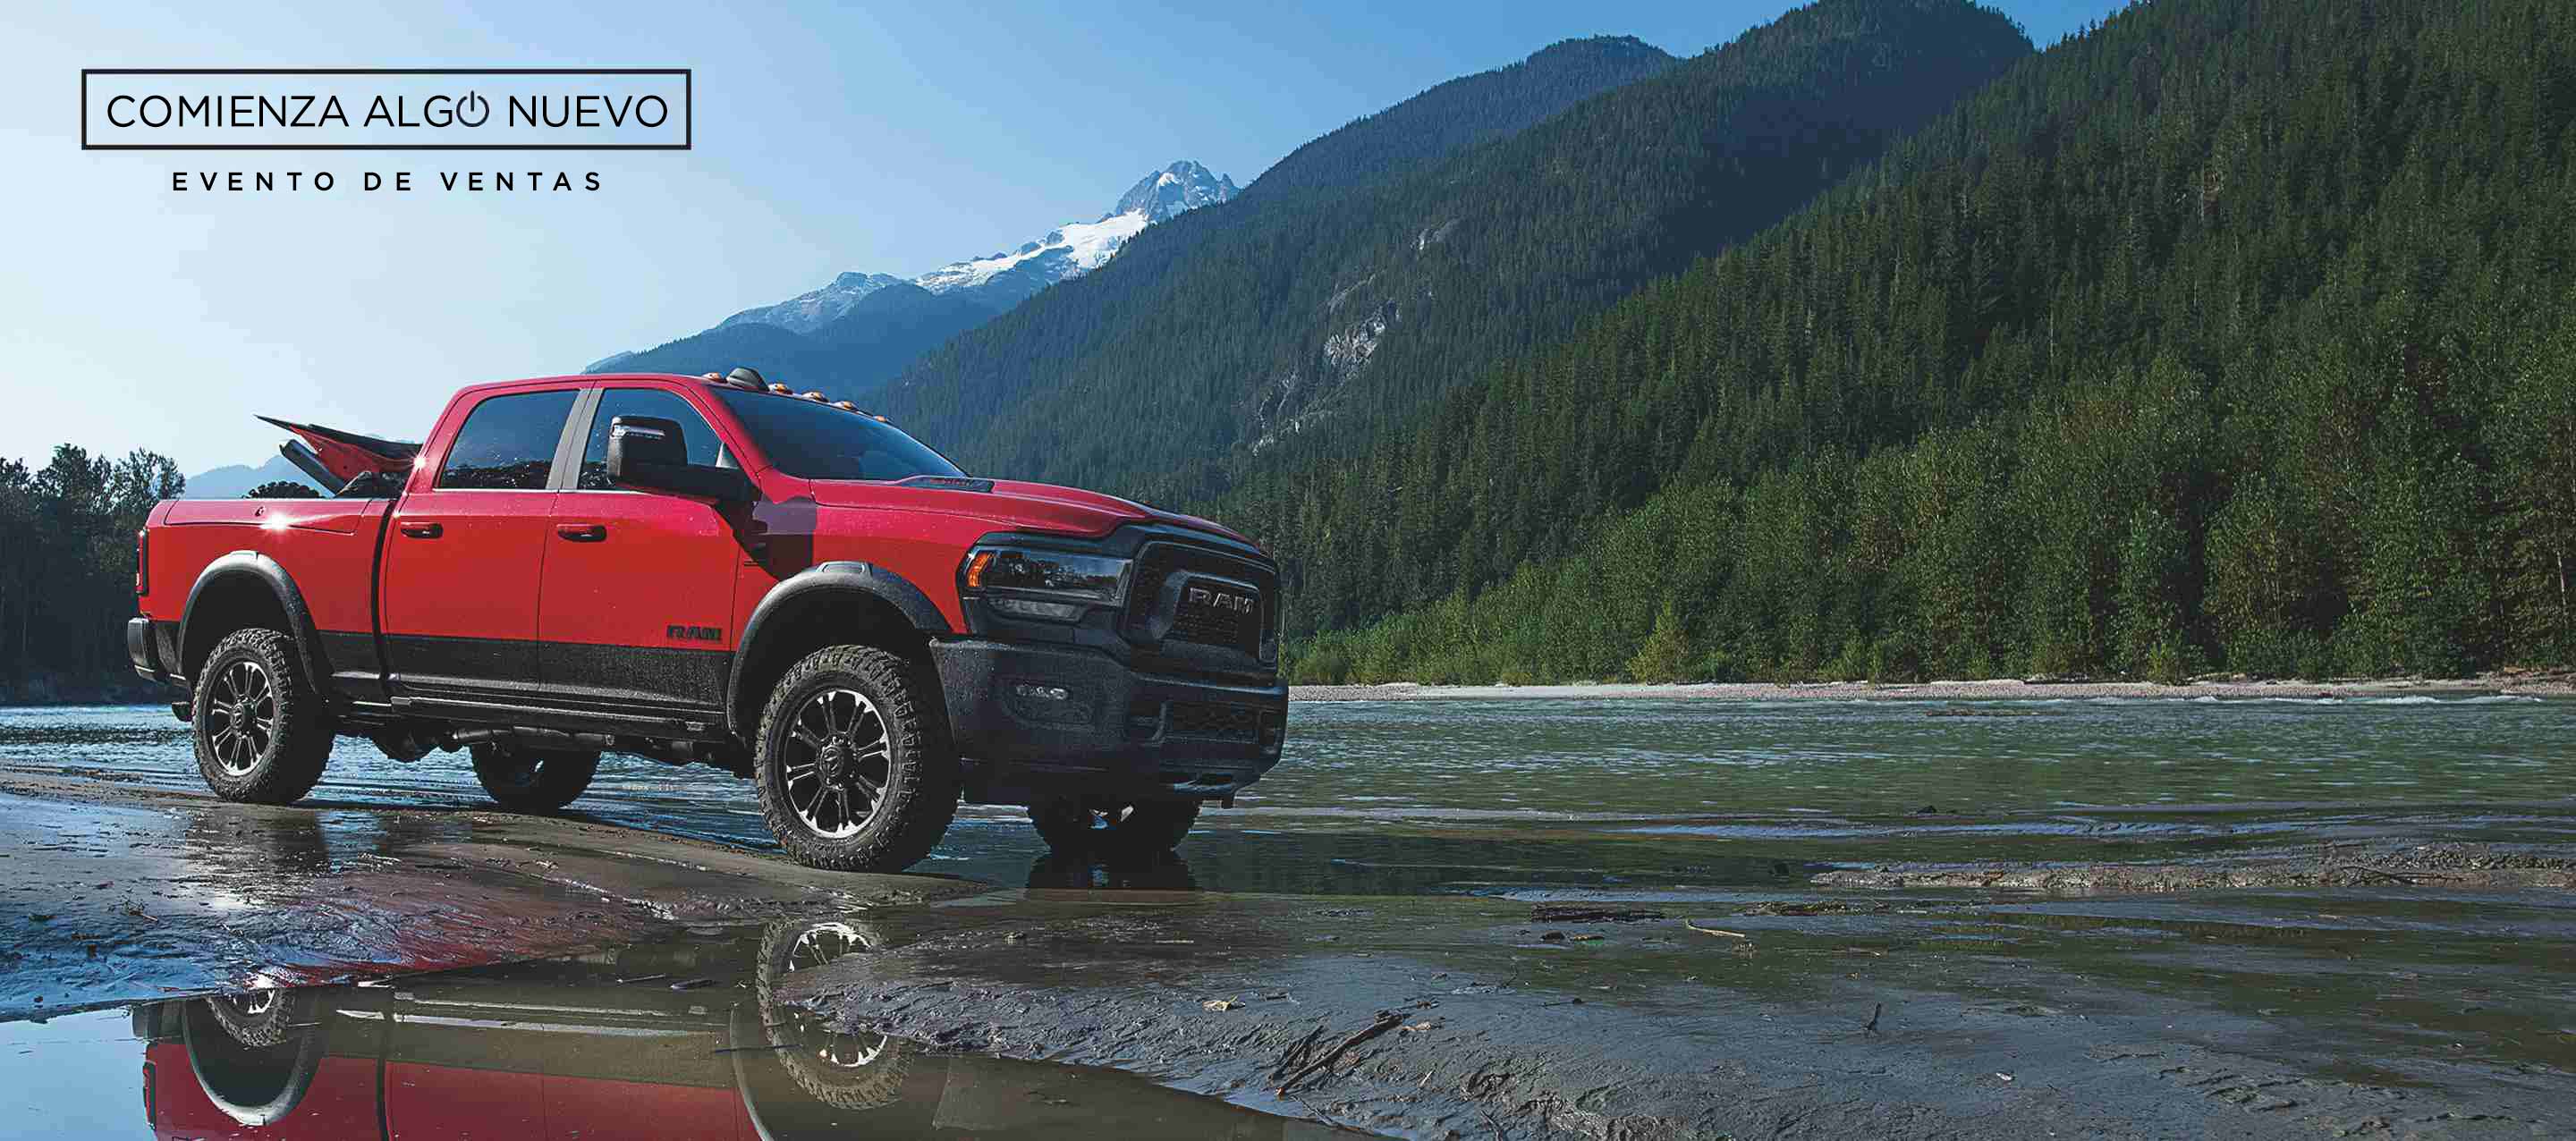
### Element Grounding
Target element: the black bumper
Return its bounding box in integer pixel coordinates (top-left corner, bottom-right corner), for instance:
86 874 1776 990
928 637 1285 806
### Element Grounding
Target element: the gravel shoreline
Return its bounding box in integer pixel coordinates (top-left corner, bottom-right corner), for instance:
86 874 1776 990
1289 673 2576 703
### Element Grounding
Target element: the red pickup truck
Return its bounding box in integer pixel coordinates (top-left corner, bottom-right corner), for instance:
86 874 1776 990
128 368 1285 871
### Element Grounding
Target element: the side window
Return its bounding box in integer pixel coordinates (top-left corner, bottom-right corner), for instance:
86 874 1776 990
577 388 728 491
436 390 578 490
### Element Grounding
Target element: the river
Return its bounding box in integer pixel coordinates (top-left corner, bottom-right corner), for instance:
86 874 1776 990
6 695 2568 896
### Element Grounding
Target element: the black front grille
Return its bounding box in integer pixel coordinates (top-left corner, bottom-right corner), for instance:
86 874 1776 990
1171 593 1258 651
1127 542 1276 656
1167 700 1261 742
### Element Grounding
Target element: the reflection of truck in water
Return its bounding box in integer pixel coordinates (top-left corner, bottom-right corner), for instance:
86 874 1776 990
136 920 1349 1139
127 367 1287 872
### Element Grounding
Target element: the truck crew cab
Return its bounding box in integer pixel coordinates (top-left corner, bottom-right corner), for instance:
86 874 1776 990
128 368 1286 872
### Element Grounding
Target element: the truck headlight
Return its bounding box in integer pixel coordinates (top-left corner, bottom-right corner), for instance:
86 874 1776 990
962 545 1129 617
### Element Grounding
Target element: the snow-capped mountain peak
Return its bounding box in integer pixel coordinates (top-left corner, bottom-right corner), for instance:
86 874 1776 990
913 160 1238 306
1112 160 1241 223
589 160 1240 373
912 213 1151 300
715 271 905 334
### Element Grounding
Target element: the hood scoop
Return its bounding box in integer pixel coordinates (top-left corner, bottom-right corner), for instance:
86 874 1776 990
897 475 996 494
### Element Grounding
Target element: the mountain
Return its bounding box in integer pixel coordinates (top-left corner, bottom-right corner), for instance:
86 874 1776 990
715 272 907 334
584 322 864 393
185 455 321 498
1242 36 1676 202
1111 160 1241 222
581 161 1240 390
808 283 999 361
871 2 2028 503
914 161 1241 308
1266 0 2576 686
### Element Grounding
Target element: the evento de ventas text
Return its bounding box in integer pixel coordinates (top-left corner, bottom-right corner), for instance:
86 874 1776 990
170 169 604 193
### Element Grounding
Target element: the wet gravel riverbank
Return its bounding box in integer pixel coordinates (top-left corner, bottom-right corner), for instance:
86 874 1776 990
1 698 2571 1137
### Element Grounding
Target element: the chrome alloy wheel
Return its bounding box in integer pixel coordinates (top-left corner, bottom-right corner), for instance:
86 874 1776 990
780 688 891 839
782 923 890 1068
218 990 280 1020
204 659 278 775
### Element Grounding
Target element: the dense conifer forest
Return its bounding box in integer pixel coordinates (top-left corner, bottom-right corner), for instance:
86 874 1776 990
0 449 183 700
1260 0 2576 683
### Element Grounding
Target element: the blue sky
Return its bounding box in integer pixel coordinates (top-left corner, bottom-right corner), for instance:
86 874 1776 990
0 0 2131 474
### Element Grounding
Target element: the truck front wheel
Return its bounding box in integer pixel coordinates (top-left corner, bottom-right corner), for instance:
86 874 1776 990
191 629 331 805
752 646 957 872
471 744 599 811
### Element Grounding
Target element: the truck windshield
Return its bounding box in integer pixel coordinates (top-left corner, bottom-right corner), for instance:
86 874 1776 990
716 388 965 481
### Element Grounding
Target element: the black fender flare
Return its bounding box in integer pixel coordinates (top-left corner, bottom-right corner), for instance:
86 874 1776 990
727 562 951 730
177 552 329 694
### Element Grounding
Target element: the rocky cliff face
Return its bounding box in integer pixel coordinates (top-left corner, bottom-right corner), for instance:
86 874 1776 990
1111 160 1241 223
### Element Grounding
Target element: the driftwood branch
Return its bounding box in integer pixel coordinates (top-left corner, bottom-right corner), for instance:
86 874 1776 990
2325 863 2458 884
1278 1013 1402 1095
1267 1023 1332 1083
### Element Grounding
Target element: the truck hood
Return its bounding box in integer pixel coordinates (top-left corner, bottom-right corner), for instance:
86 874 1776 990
801 477 1256 547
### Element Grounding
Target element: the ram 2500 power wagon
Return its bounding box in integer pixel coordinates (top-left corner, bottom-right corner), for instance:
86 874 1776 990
128 367 1286 871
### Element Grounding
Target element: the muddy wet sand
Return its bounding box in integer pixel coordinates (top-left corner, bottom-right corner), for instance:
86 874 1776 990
2 698 2572 1137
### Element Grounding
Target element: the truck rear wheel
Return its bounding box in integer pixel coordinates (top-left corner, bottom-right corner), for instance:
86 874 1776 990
470 744 600 811
1030 798 1200 858
191 629 331 805
752 646 957 872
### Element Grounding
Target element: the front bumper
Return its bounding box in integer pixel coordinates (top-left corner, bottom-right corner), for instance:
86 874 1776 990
928 637 1285 806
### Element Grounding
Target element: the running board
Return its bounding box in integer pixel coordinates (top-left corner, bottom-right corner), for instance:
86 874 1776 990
388 694 723 740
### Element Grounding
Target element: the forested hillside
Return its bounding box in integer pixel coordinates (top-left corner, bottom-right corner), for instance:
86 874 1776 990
1265 0 2576 684
875 3 2030 503
0 447 184 701
1240 36 1675 201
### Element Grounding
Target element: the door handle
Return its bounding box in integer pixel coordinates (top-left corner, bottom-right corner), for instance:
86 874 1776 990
555 523 606 542
398 521 442 539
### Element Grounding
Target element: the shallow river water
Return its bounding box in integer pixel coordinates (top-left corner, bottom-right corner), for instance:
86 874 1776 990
4 695 2569 896
2 697 2572 1138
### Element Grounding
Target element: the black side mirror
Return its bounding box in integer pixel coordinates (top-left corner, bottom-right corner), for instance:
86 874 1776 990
606 415 755 503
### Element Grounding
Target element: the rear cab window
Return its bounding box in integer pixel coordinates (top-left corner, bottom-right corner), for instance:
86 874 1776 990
436 389 579 490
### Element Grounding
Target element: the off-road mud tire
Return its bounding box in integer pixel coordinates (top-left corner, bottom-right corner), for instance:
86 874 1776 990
205 990 302 1049
191 629 331 805
470 744 600 811
182 993 327 1127
753 919 908 1111
1030 798 1200 858
753 645 956 872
